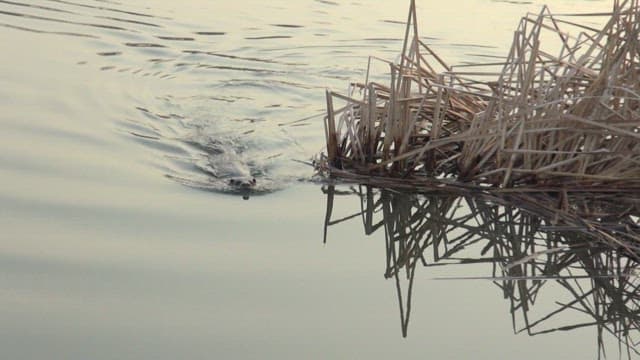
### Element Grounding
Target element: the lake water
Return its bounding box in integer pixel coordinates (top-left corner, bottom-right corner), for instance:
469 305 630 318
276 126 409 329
1 0 637 359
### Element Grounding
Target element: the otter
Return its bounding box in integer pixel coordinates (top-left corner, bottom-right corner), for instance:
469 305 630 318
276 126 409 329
228 177 257 200
228 177 257 188
177 137 280 200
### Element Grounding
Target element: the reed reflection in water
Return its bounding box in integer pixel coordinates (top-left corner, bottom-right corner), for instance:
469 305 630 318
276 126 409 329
323 186 640 359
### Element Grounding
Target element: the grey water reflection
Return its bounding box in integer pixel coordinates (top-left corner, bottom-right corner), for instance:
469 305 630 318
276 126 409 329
323 186 640 359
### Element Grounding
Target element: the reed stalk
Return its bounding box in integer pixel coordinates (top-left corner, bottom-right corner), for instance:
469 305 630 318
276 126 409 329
316 0 640 193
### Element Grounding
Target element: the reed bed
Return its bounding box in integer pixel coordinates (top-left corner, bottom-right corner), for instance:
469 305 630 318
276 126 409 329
317 0 640 192
317 2 640 347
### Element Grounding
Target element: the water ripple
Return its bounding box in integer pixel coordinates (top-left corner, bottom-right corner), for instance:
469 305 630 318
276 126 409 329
156 35 194 41
244 35 292 40
194 31 225 36
270 24 304 28
0 9 129 31
0 0 77 14
182 50 304 66
0 22 97 37
124 42 165 47
95 15 162 28
44 0 166 19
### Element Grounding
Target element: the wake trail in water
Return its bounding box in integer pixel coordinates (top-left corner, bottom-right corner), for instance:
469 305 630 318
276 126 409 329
0 0 413 198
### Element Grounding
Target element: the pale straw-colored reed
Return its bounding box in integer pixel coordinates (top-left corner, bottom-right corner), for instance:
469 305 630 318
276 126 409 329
317 0 640 193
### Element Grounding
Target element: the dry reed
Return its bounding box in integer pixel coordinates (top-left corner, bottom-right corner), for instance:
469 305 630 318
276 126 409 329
317 0 640 192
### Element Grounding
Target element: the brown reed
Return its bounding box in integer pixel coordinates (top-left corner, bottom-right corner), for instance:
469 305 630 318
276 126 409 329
317 0 640 192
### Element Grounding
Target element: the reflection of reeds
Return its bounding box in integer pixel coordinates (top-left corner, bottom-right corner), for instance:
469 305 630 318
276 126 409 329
317 0 640 191
322 185 640 357
318 1 640 353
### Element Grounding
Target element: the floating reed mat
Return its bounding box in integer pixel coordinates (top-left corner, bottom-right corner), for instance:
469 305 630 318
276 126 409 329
316 0 640 192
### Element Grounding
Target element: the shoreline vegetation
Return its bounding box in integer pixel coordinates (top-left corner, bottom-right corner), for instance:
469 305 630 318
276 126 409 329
315 0 640 256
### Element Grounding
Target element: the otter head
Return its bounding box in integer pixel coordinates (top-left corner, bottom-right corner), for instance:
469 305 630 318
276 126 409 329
228 178 256 200
228 177 257 189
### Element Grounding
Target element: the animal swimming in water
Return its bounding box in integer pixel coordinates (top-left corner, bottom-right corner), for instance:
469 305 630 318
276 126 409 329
170 131 289 199
228 177 257 200
228 177 257 189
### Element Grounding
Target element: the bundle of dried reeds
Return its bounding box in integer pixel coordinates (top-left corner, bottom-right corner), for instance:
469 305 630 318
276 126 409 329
317 0 640 192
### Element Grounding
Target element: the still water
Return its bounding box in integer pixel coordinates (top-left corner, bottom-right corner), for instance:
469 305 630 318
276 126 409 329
1 0 635 359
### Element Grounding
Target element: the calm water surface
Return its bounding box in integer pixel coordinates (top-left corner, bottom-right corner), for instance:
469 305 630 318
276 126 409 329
1 0 634 359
